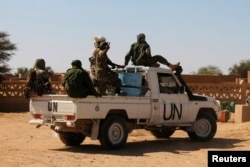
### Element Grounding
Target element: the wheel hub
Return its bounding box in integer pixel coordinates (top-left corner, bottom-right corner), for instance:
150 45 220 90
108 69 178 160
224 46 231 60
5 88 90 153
195 119 211 137
109 123 124 143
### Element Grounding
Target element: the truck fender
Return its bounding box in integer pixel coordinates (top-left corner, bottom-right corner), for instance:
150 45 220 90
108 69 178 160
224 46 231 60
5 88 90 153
197 108 218 120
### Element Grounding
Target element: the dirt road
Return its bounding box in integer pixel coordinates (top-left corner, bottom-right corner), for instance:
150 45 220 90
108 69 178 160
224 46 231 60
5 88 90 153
0 112 250 167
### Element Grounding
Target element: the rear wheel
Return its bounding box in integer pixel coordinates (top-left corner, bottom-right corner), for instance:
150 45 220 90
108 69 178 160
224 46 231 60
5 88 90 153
187 112 217 141
150 127 176 138
99 115 128 149
59 132 85 146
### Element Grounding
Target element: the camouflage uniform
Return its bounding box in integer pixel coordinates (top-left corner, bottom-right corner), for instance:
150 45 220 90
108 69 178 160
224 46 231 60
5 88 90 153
24 59 52 98
124 33 180 70
63 60 100 98
89 36 122 95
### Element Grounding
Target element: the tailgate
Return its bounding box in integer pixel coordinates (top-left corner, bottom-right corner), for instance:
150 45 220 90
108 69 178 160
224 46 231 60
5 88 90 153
29 96 76 125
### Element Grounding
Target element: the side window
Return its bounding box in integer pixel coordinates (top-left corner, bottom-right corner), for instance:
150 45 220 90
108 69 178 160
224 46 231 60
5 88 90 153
158 73 179 94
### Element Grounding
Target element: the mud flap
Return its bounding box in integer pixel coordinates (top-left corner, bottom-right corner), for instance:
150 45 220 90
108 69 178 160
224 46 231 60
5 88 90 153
91 120 101 140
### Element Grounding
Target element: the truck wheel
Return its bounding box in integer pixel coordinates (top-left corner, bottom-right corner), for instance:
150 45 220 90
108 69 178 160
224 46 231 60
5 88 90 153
187 112 217 141
59 132 85 146
99 115 128 149
150 127 176 138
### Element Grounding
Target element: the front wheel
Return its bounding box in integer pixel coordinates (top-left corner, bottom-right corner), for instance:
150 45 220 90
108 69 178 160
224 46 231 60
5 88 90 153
99 115 128 149
59 132 85 146
187 112 217 141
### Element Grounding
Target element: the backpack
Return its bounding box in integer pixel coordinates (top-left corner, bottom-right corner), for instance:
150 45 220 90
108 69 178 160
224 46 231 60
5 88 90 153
23 70 52 98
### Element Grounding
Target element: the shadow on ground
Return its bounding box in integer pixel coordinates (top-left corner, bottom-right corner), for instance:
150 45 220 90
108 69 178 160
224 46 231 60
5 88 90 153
50 137 246 156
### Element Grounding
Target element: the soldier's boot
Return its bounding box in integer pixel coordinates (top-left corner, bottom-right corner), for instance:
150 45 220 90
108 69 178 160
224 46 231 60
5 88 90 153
168 62 180 71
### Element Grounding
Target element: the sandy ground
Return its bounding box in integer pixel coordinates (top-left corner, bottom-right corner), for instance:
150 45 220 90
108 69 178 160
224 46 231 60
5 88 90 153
0 112 250 167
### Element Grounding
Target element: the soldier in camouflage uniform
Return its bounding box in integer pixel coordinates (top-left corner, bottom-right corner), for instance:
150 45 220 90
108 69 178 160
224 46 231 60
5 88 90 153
23 59 53 98
124 33 180 70
89 36 124 95
63 60 101 98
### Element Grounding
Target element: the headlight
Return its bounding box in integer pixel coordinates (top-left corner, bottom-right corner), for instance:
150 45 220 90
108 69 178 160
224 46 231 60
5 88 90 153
214 100 221 111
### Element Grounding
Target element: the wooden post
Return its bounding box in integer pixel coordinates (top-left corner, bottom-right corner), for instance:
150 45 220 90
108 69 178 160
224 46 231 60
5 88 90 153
239 80 246 104
248 71 250 84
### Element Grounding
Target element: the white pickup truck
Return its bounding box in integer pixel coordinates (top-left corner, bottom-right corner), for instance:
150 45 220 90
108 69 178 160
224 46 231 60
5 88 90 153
29 66 221 149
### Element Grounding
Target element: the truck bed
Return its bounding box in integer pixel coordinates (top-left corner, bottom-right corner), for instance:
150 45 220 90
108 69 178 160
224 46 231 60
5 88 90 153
30 94 152 121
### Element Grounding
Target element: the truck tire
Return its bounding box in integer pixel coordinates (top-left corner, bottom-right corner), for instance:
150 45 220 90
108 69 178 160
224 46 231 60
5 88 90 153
150 127 176 138
59 132 85 146
99 115 128 149
187 112 217 141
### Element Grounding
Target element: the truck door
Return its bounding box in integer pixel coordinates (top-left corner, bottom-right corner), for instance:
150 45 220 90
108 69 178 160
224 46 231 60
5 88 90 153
157 73 190 124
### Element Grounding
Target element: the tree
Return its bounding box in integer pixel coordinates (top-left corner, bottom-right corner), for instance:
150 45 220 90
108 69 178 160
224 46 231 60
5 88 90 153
13 66 54 78
0 32 17 73
13 67 29 77
197 65 223 75
228 59 250 78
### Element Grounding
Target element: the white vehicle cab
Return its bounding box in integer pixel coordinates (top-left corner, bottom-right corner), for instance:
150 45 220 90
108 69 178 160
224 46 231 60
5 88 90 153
29 66 221 149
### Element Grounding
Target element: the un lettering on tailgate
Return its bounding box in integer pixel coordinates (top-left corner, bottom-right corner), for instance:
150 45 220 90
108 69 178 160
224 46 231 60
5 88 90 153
47 101 74 113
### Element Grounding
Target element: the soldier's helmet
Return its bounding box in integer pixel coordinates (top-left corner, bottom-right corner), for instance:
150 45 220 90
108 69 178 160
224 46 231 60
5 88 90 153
94 36 106 43
71 60 82 68
137 33 146 42
34 59 46 70
93 35 106 48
